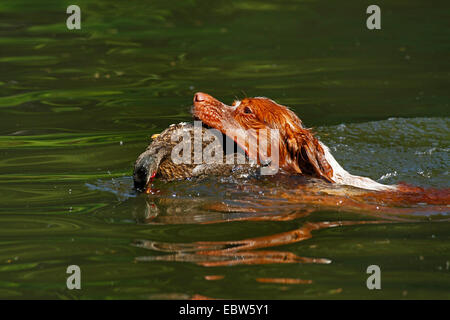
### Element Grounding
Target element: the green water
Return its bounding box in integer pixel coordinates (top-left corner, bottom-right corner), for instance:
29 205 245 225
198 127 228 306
0 0 449 299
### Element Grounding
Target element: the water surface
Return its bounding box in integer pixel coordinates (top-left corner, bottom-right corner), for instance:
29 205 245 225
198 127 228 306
0 0 449 299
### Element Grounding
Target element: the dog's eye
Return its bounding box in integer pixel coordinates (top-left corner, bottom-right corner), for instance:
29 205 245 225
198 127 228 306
243 106 252 114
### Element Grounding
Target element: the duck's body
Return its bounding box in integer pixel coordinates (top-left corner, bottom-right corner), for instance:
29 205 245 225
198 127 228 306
133 122 256 190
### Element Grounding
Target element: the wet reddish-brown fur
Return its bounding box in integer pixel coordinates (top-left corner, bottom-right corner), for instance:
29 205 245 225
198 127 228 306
193 93 334 182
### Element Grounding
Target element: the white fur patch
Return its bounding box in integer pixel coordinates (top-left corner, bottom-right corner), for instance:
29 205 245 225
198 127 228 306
319 142 397 191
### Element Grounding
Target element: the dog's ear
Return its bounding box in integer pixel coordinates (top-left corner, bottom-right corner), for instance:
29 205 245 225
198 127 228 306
300 134 334 183
284 125 334 183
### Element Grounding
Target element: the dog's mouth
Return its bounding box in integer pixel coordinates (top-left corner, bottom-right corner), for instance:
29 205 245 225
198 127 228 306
193 113 252 163
192 116 248 158
192 96 255 161
191 95 250 159
192 101 272 166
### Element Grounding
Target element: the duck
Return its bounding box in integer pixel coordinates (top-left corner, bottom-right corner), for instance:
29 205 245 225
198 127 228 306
133 122 256 191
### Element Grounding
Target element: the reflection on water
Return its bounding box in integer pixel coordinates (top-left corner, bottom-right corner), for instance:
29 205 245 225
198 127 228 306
133 221 383 267
89 157 448 273
132 185 447 267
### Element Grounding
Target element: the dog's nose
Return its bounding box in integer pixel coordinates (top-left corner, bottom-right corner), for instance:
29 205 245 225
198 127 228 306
194 92 207 103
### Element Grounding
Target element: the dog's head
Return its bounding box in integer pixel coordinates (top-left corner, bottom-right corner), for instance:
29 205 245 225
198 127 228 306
193 92 334 182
